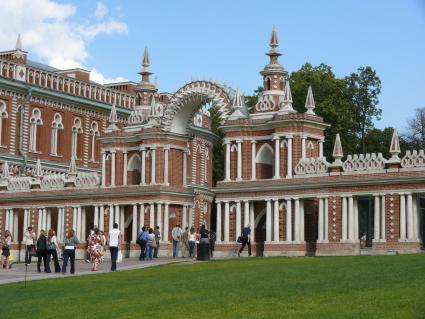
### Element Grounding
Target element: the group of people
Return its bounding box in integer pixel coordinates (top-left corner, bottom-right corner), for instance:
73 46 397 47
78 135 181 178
136 226 161 261
170 224 216 258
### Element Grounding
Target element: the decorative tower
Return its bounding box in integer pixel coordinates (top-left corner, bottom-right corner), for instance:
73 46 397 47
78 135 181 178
254 27 289 114
135 47 158 106
228 89 248 120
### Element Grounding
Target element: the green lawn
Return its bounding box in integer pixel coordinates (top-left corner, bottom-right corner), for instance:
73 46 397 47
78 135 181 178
1 254 425 319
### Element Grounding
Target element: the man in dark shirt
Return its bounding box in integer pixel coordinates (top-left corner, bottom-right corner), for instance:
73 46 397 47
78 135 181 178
238 224 252 257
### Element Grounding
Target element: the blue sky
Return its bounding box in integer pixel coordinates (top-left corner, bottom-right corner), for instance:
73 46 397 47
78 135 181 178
1 0 424 130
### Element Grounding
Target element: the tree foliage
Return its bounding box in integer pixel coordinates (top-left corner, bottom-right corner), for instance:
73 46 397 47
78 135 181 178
209 106 224 186
402 107 425 150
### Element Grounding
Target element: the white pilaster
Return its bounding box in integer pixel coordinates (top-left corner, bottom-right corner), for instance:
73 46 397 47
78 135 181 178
132 204 138 243
123 151 128 186
114 205 120 225
294 198 300 241
119 206 125 235
273 199 279 242
163 203 169 242
216 201 222 242
342 197 347 241
319 139 324 158
149 203 155 228
399 194 406 240
236 140 242 181
374 195 380 240
273 135 280 179
286 136 293 178
99 206 104 231
108 205 114 233
157 203 162 231
94 205 99 228
182 205 188 230
164 147 169 185
348 196 354 241
236 201 241 238
101 152 106 186
407 193 413 240
381 195 386 240
182 150 188 187
353 198 359 241
324 198 329 241
81 207 86 242
151 148 156 185
225 140 231 181
111 150 116 187
13 210 19 242
224 201 230 242
266 199 272 242
249 201 255 243
251 140 256 180
301 136 306 159
286 198 292 242
318 198 324 241
141 148 146 185
139 204 145 229
244 201 250 228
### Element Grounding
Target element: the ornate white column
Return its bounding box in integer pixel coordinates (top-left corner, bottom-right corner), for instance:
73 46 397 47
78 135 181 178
182 149 188 187
407 193 413 240
57 208 64 242
286 198 292 242
42 208 48 231
301 135 307 160
380 195 386 240
151 147 156 185
273 135 280 179
324 197 329 241
319 139 324 158
38 208 43 235
250 201 255 243
132 204 138 243
182 205 188 230
123 151 128 186
140 147 146 185
110 150 116 187
225 140 231 181
99 205 104 231
348 196 354 241
23 209 29 234
189 206 194 227
266 199 272 242
164 146 169 185
101 151 106 186
149 203 155 228
114 205 120 225
139 203 145 229
224 201 230 242
81 207 86 242
119 206 125 235
342 197 347 240
216 201 222 242
374 195 380 240
76 206 82 240
108 205 114 233
157 203 162 231
294 198 300 241
251 140 256 180
163 203 169 242
244 201 249 228
273 199 279 242
94 205 99 228
236 139 242 181
399 194 406 240
236 201 241 238
318 198 324 241
286 136 293 178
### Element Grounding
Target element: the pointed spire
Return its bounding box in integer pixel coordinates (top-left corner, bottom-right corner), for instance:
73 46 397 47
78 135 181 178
278 80 294 113
233 88 243 107
332 134 344 163
1 161 10 179
68 156 77 176
15 34 22 51
142 47 150 67
34 159 43 177
388 128 401 163
270 26 279 49
106 103 119 131
305 86 316 115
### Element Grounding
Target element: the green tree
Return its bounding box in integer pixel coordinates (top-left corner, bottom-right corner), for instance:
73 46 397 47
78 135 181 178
209 106 224 186
345 66 382 154
363 127 394 157
402 107 425 150
244 86 263 113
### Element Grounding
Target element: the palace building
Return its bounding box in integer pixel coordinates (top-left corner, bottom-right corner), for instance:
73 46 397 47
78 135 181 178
0 29 424 259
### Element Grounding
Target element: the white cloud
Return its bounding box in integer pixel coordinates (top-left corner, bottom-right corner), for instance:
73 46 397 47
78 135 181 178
90 69 127 84
95 2 108 19
0 0 128 84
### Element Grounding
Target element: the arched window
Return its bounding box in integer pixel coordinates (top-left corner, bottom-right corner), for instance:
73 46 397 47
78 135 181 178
0 101 8 146
29 108 43 152
307 141 315 158
256 143 274 179
89 121 99 162
127 154 142 185
71 118 83 158
51 113 63 155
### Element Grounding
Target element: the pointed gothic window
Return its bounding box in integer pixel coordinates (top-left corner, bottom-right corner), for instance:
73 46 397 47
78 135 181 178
51 113 64 155
29 108 43 152
71 118 83 159
0 101 8 147
89 121 100 162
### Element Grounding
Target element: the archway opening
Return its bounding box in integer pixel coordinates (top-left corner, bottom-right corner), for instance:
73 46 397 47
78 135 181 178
256 143 274 179
127 154 142 185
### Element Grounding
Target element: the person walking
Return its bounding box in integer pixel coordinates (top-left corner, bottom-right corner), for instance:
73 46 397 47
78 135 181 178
153 226 161 258
1 230 13 269
146 228 156 260
188 226 197 258
238 224 252 257
181 226 189 258
88 227 104 271
61 229 80 275
171 224 182 258
136 226 149 261
209 229 216 258
46 229 61 273
108 223 122 272
23 226 36 265
36 230 48 273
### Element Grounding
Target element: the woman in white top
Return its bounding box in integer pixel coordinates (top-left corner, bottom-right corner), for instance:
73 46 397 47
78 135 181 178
188 227 197 258
23 226 36 265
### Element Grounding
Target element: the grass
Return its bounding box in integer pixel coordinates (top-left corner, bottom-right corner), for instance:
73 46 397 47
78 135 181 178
1 254 425 319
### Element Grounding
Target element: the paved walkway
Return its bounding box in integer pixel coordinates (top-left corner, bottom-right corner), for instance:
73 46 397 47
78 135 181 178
0 258 192 285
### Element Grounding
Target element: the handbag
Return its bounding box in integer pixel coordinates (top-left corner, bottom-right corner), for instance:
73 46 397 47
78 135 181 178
30 246 37 257
117 250 123 263
237 236 244 244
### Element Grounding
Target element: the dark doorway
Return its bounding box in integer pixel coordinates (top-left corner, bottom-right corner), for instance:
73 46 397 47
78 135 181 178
255 213 266 256
358 197 374 248
420 196 425 249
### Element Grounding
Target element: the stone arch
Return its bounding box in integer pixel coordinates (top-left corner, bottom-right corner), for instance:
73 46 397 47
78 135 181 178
256 143 274 179
161 80 234 134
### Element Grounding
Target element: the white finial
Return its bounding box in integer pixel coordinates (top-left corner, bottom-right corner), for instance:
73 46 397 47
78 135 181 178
34 159 43 177
388 128 401 163
1 161 10 179
142 47 150 67
16 34 22 51
270 26 279 49
332 134 343 163
107 103 119 131
278 80 294 113
233 88 243 107
68 156 77 176
305 86 316 115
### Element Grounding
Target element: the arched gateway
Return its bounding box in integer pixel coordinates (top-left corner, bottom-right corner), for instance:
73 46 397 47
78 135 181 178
1 28 425 260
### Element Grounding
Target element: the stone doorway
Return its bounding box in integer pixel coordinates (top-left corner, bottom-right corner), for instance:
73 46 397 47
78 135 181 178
255 213 266 256
358 197 374 248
